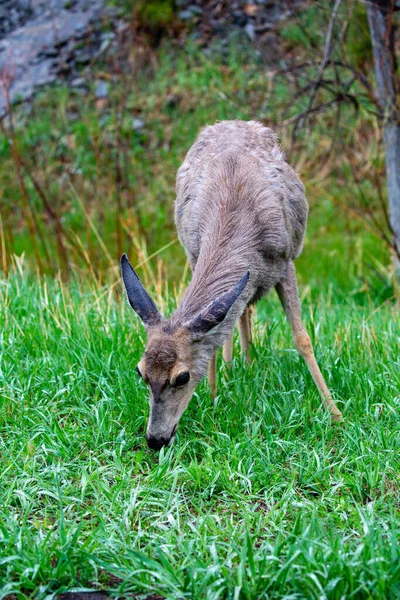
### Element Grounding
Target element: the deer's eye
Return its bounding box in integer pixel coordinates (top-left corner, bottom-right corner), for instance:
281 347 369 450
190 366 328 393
173 371 190 388
136 365 142 378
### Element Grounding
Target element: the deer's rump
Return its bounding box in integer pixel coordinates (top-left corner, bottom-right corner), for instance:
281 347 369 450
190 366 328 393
175 120 308 271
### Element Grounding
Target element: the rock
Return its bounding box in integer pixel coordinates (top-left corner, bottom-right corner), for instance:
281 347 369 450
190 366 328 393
73 86 89 96
101 31 115 42
255 22 272 33
75 52 92 65
0 0 303 118
71 77 86 87
99 38 110 54
233 13 247 26
132 118 145 131
0 0 104 117
189 6 203 15
244 23 256 42
74 22 88 35
178 10 193 21
104 5 123 18
41 46 59 58
166 93 181 109
209 19 227 34
98 31 115 54
116 20 128 33
95 80 109 98
0 0 32 37
178 7 201 21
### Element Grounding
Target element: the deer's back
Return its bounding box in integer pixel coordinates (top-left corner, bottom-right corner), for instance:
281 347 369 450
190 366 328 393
175 121 308 276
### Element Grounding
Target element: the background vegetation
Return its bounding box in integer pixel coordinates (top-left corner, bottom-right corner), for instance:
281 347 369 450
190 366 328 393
0 1 399 598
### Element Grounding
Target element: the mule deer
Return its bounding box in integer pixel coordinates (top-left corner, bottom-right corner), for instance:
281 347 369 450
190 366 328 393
121 120 342 450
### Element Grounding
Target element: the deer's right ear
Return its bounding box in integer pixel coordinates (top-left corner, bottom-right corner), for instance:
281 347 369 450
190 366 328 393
120 254 161 326
184 271 250 339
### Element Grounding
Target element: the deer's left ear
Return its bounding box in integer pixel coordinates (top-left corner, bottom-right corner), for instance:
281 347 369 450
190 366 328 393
120 254 161 326
184 272 249 339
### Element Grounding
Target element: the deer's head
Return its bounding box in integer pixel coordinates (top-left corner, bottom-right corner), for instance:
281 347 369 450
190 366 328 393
121 254 248 449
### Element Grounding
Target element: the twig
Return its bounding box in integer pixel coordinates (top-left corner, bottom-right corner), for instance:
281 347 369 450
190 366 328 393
292 0 342 142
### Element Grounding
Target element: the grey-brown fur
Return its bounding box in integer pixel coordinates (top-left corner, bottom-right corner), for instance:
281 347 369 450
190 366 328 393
171 120 307 375
121 120 342 450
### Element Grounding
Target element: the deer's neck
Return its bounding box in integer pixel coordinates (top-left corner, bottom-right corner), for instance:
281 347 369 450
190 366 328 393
172 239 252 345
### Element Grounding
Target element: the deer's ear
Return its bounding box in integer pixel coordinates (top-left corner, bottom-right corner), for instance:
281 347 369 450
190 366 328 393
120 254 161 326
185 272 249 339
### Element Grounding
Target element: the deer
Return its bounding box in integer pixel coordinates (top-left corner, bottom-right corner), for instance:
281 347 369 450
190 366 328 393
121 120 343 450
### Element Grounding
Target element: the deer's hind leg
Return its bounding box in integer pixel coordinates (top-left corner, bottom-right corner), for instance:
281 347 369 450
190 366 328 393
239 307 252 363
275 262 342 422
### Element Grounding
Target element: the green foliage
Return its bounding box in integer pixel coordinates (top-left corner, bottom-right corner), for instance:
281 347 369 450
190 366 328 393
279 6 324 50
136 0 176 28
107 0 176 24
280 0 372 69
0 268 399 598
345 3 373 69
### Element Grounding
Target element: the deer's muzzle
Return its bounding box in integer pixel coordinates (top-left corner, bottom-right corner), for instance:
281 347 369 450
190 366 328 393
146 423 178 451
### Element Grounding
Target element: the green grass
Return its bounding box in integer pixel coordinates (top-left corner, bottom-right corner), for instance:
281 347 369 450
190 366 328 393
0 264 399 598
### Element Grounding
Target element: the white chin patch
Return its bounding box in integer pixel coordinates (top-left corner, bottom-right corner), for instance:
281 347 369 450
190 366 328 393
168 435 176 447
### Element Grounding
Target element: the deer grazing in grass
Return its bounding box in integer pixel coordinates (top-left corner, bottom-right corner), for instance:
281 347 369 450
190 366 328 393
121 120 342 450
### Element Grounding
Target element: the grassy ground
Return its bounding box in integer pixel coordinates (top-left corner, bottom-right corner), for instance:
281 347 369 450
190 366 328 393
0 256 399 598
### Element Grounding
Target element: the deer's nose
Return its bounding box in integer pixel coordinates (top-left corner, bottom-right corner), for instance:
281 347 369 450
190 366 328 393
146 435 170 451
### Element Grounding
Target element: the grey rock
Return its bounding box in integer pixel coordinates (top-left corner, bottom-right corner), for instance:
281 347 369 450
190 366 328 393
101 31 115 41
233 11 247 26
244 22 256 42
255 22 272 33
71 77 86 87
116 20 128 33
104 5 122 18
0 0 32 37
178 9 199 21
99 38 110 54
95 80 109 98
75 52 92 65
132 118 145 131
41 46 59 58
73 86 89 96
98 32 115 54
0 0 104 117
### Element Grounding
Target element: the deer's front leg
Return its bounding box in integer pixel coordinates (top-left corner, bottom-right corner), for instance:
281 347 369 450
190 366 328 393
276 262 343 422
208 354 217 398
223 336 233 365
239 307 252 363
